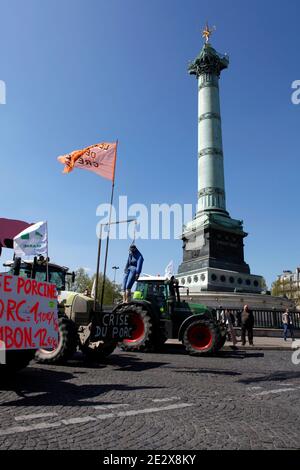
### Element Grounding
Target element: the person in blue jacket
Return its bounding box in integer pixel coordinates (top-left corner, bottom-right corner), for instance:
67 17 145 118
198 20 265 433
123 244 144 302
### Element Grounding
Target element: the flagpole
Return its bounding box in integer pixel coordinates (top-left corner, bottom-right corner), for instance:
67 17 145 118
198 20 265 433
46 221 49 283
94 223 103 311
100 140 118 311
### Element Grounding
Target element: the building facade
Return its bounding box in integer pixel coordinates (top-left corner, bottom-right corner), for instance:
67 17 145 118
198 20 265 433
274 268 300 301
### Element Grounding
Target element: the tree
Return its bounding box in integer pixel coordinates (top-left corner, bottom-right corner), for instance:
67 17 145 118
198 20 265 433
73 268 93 293
91 273 122 305
73 267 122 305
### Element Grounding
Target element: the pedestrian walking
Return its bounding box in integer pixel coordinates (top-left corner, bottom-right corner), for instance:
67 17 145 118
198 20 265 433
241 304 254 346
282 308 295 341
221 308 238 347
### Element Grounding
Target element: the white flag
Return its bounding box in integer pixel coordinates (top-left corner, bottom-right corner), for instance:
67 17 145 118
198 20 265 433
14 221 48 260
164 260 174 279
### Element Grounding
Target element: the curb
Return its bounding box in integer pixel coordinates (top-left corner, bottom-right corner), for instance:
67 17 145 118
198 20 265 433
223 344 292 352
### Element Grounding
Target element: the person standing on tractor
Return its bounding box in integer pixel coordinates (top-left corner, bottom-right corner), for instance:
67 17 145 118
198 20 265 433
165 275 178 316
122 244 144 302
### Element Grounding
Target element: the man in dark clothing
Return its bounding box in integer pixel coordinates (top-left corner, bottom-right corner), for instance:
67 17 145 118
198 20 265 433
241 304 254 346
165 276 178 317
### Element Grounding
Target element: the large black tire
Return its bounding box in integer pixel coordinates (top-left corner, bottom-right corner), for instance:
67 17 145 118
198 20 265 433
35 317 78 364
120 304 154 352
216 329 227 351
80 340 117 362
0 350 35 374
182 320 219 356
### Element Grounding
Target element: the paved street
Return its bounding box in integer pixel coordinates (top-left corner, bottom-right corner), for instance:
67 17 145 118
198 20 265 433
0 344 300 450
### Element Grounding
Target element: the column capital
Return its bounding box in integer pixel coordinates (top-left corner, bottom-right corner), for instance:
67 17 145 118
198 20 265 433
189 43 229 78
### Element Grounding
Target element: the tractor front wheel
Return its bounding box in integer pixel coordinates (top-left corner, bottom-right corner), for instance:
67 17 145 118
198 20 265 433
121 304 153 352
182 320 218 356
35 317 78 364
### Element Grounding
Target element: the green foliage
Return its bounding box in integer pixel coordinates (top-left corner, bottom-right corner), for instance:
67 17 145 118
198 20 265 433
91 273 122 305
73 267 121 305
73 268 93 293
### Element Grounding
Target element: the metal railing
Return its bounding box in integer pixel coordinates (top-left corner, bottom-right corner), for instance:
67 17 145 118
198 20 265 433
216 309 300 330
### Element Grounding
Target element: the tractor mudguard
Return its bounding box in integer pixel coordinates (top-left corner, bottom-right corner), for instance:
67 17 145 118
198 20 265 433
178 314 214 342
112 300 161 326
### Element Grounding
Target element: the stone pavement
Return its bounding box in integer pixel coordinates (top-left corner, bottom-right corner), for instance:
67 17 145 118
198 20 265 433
0 346 300 450
167 336 300 351
226 336 299 350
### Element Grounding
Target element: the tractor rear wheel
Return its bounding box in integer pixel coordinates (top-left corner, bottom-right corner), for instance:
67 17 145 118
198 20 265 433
216 330 227 350
121 304 153 352
183 320 218 356
35 317 78 364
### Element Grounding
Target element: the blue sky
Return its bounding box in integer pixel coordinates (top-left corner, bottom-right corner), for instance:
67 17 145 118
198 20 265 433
0 0 299 288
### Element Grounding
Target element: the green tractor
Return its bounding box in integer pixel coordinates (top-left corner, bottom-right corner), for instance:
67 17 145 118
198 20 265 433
118 276 227 355
4 258 124 364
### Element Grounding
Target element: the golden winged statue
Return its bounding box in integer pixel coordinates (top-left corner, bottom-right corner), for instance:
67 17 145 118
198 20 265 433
202 23 216 43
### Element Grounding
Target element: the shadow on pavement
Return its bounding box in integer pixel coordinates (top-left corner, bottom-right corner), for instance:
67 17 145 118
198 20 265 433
127 343 265 360
238 370 300 385
57 350 171 372
172 367 242 377
108 355 170 372
0 367 165 407
217 350 264 360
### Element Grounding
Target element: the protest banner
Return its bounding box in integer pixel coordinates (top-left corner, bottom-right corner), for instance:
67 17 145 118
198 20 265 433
0 273 58 351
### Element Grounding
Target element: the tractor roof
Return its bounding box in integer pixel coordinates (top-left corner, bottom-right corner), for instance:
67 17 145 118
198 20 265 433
138 275 167 282
3 260 70 273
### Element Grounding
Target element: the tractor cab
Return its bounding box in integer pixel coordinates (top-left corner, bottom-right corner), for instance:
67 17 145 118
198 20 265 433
3 257 75 292
134 276 213 322
134 276 173 314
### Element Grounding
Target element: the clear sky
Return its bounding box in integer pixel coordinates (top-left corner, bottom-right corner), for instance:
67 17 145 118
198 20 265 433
0 0 299 288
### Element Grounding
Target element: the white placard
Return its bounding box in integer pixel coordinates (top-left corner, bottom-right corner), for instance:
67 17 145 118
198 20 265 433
0 274 58 350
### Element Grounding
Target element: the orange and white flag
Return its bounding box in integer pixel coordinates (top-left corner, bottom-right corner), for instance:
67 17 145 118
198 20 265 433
58 142 117 181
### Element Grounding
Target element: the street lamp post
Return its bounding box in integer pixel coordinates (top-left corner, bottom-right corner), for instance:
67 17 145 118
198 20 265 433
112 266 119 304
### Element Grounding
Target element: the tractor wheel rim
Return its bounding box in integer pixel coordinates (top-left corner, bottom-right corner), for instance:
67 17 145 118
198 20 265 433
124 313 145 343
187 325 213 351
